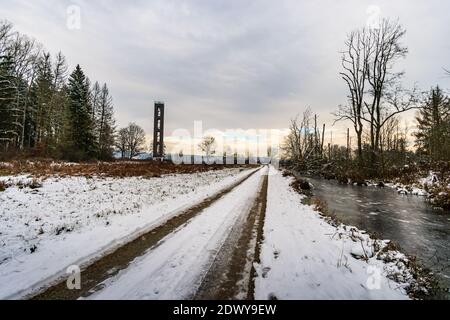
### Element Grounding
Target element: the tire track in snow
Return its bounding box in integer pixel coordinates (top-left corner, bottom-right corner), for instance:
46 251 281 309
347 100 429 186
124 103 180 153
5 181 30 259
194 168 268 300
85 167 266 300
31 168 260 300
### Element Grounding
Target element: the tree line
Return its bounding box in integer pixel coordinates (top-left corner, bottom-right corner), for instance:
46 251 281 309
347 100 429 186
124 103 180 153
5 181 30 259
283 18 450 179
0 20 115 160
0 20 150 161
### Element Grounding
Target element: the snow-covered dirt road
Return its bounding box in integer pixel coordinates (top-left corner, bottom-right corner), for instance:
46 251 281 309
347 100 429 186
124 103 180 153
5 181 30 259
0 167 258 299
194 173 268 300
85 167 268 300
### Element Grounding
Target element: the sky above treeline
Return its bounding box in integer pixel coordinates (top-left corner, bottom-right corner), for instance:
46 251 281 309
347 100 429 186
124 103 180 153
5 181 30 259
2 0 450 150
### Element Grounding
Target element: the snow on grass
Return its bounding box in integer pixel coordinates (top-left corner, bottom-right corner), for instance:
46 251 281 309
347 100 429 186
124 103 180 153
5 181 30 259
0 175 36 186
254 166 410 300
0 167 255 299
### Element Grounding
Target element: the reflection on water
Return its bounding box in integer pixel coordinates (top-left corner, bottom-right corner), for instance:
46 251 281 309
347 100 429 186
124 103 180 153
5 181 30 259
301 175 450 299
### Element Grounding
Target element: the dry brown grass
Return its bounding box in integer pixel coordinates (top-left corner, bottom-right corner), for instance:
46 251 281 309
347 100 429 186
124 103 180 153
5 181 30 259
0 160 256 178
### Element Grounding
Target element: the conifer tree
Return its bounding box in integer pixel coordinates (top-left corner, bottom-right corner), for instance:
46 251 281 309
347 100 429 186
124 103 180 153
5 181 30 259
48 52 68 151
96 83 115 159
64 64 97 160
33 52 54 148
91 81 101 137
415 86 450 162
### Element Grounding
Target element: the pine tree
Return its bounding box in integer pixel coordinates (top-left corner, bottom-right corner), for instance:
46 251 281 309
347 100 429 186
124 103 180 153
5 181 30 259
96 83 115 159
414 86 450 162
33 52 54 149
64 65 98 160
48 52 68 151
90 81 101 138
85 77 94 120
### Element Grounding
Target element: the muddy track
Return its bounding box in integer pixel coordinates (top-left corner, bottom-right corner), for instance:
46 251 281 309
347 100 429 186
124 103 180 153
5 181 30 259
30 168 260 300
194 172 268 300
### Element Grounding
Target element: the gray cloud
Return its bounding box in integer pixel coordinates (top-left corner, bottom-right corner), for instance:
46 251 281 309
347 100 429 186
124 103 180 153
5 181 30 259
2 0 449 142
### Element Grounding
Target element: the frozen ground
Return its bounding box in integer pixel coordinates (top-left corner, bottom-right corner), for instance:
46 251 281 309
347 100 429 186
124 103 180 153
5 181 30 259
0 164 420 300
89 167 415 300
254 166 410 300
0 167 254 299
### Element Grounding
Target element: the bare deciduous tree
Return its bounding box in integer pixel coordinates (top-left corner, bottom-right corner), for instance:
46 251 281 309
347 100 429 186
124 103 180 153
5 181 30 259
0 22 41 150
127 123 146 159
364 19 409 158
282 108 317 168
116 128 128 159
335 18 418 169
115 123 146 159
198 136 216 162
334 29 372 163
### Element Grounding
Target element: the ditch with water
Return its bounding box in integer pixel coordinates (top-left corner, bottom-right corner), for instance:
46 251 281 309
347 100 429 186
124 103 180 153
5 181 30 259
299 174 450 299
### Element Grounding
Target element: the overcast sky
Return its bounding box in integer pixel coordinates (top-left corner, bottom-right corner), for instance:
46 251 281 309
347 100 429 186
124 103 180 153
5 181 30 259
1 0 450 147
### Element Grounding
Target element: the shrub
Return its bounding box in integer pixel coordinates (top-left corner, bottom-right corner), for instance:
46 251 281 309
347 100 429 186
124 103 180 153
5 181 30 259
290 178 312 196
429 185 450 210
29 178 42 189
16 178 42 190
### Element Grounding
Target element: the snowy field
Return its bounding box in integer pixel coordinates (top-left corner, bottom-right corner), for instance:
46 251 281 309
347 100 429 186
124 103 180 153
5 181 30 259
0 167 255 299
